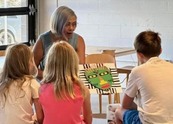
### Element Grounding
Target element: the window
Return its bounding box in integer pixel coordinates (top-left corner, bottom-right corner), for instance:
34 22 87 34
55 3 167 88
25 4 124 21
0 0 36 50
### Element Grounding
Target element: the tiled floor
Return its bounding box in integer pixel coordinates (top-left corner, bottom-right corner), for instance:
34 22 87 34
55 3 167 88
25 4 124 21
91 90 125 124
93 118 107 124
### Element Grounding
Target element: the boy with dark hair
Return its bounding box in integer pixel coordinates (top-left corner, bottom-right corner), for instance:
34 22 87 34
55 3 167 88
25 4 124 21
115 30 173 124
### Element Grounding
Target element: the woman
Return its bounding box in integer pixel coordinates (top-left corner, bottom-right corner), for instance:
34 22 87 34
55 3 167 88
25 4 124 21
33 6 85 80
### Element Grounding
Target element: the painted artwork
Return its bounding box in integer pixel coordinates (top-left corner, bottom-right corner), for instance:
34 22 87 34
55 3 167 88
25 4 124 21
79 63 122 94
84 66 113 90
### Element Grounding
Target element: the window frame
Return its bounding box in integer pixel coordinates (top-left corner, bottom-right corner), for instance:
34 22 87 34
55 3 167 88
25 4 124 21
0 0 36 50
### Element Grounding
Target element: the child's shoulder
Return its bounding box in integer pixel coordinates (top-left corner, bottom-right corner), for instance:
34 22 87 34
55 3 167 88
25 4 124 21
40 83 52 92
22 76 40 88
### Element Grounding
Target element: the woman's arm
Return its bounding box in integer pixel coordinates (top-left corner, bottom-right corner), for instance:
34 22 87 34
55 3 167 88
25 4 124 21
77 35 86 64
82 87 92 124
33 98 44 124
32 39 44 80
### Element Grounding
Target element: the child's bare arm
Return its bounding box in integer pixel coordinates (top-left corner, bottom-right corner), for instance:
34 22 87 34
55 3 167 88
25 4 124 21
83 87 92 124
33 98 44 124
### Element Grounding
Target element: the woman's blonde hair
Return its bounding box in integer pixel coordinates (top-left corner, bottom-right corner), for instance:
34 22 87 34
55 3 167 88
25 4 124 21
0 44 35 103
42 41 85 99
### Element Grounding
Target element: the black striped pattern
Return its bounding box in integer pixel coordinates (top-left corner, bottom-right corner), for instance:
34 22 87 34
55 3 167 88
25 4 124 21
79 63 122 94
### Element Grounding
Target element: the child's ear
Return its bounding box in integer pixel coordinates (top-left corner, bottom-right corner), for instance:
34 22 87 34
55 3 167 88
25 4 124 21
137 52 145 65
137 52 144 58
29 57 38 77
160 48 162 55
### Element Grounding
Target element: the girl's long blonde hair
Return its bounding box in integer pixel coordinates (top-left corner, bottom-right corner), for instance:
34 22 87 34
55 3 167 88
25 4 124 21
42 41 85 99
0 44 36 103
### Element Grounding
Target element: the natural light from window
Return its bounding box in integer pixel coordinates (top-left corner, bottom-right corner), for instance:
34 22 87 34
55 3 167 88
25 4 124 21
0 0 28 46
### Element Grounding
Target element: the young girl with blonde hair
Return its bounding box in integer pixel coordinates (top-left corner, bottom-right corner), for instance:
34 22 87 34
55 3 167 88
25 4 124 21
39 41 92 124
0 44 43 124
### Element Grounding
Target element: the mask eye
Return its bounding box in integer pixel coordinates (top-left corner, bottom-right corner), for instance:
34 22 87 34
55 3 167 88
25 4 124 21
88 74 97 79
99 71 109 76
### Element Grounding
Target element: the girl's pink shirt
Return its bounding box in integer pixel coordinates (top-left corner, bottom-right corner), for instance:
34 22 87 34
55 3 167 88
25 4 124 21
39 83 85 124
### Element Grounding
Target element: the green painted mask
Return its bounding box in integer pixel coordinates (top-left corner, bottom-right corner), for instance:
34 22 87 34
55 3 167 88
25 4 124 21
84 66 113 90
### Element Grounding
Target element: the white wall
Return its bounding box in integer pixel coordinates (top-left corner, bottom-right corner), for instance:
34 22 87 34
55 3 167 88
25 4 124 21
38 0 57 34
39 0 173 61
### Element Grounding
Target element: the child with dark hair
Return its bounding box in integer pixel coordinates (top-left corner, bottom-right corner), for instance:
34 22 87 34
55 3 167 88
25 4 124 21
115 30 173 124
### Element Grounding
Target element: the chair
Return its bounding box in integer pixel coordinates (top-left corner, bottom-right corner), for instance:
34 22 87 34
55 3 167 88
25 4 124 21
102 50 134 85
0 50 5 56
117 66 133 85
85 53 121 116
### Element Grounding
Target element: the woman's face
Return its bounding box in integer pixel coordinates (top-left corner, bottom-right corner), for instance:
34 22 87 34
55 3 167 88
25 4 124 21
63 16 77 39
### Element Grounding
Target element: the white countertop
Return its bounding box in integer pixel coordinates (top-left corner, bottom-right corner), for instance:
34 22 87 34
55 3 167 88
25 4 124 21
86 46 135 57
